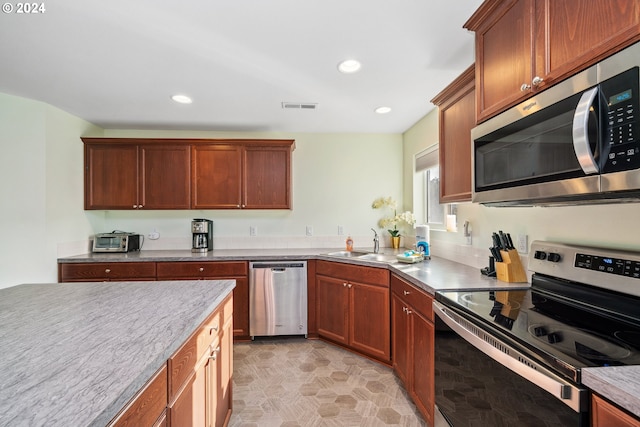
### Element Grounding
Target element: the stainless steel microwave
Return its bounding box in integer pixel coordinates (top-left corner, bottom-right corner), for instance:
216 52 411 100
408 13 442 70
472 41 640 206
92 232 142 253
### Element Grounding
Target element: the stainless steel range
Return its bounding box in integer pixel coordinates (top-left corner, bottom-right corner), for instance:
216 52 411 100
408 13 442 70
433 241 640 426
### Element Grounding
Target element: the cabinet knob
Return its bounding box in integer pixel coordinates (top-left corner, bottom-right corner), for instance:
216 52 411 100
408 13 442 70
105 268 111 274
208 346 221 360
132 205 137 208
532 76 544 87
199 267 204 272
406 309 412 315
343 283 347 287
520 83 531 91
403 290 410 295
402 307 407 312
347 284 352 288
210 325 219 333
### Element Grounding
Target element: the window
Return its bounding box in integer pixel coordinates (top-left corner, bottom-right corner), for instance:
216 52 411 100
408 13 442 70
414 145 455 230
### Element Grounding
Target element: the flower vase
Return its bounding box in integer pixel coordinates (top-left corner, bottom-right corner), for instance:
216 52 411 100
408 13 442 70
391 236 400 249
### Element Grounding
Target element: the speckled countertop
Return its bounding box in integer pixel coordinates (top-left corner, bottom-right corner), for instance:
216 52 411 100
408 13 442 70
58 248 640 419
0 279 235 427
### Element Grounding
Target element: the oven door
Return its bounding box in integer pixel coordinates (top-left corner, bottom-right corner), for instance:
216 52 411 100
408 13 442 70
433 301 588 427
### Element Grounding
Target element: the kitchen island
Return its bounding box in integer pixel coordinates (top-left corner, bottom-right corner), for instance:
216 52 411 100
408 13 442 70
0 279 235 427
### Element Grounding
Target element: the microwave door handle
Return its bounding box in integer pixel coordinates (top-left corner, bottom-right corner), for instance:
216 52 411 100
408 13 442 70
572 87 600 174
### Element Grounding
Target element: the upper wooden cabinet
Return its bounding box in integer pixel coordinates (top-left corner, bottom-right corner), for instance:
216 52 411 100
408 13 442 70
431 65 475 203
465 0 640 122
83 138 294 210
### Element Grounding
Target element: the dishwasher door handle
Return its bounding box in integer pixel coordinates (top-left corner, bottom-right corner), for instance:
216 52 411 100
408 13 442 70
271 268 287 272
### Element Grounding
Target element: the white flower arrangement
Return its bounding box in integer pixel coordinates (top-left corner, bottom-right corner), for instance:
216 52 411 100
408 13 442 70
372 197 416 237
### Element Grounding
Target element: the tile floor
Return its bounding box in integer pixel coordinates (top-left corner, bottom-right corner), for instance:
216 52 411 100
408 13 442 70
229 337 427 427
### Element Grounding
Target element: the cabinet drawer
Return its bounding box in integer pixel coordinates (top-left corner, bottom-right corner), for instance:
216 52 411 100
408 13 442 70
316 260 389 287
109 365 167 427
157 261 247 279
169 302 225 399
59 262 156 281
391 274 433 321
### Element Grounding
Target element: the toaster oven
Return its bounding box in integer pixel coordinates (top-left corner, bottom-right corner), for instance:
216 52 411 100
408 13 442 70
92 232 142 253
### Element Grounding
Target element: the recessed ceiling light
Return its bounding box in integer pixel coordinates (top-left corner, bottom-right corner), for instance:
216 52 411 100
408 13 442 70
375 106 392 114
171 94 192 104
337 59 361 74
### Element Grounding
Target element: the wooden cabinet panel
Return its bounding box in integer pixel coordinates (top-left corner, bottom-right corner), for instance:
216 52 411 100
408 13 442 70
156 261 247 279
109 365 167 427
191 144 242 209
349 281 390 361
243 146 291 209
465 0 640 122
139 144 191 209
316 261 390 363
231 277 250 340
59 262 157 282
431 65 475 203
85 144 138 209
170 360 206 427
391 273 434 425
316 261 389 287
316 274 350 345
592 394 640 427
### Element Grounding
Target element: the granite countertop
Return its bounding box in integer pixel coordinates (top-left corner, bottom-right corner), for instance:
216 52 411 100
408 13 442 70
59 248 527 293
0 279 235 427
583 366 640 418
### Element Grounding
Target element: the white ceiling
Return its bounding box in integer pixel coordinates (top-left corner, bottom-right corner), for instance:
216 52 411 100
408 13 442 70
0 1 482 133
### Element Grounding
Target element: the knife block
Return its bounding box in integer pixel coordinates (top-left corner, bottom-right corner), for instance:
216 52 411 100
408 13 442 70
495 249 528 283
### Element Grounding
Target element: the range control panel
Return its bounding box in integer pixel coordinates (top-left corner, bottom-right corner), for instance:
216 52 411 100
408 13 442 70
529 241 640 298
575 253 640 279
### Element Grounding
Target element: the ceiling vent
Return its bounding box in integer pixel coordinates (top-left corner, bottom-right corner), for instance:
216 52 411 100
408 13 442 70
281 102 318 110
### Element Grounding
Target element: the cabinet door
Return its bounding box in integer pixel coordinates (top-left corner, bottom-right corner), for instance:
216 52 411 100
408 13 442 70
170 359 206 427
541 0 640 86
59 262 157 282
432 65 475 203
192 144 242 209
139 144 191 209
411 309 435 427
349 281 390 362
592 394 640 427
316 275 349 345
210 317 233 427
391 294 410 386
473 0 534 122
243 146 291 209
85 144 138 209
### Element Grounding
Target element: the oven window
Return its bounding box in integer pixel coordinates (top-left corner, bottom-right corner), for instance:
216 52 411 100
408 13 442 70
434 317 587 427
96 237 122 249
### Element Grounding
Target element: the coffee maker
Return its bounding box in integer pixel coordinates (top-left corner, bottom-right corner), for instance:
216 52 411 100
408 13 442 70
191 219 213 252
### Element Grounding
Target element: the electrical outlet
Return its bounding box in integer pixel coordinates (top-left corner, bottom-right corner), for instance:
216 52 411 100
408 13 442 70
517 234 528 253
337 225 344 235
148 229 160 240
306 226 313 236
249 226 257 237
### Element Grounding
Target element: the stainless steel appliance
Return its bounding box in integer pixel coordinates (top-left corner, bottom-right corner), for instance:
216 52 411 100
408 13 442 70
249 261 307 337
472 41 640 206
433 241 640 426
92 232 142 253
191 218 213 253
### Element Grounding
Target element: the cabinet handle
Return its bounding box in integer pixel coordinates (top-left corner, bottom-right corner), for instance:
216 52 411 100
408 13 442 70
208 346 221 360
403 290 410 295
132 205 137 208
210 324 219 333
347 284 352 288
402 307 407 312
532 76 544 87
343 283 348 287
406 309 412 315
520 83 531 91
105 268 111 274
199 267 204 272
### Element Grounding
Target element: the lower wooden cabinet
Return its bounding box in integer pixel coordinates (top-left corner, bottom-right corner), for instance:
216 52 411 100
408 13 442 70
592 394 640 427
169 293 233 427
58 262 157 282
108 365 168 427
316 260 390 363
391 273 435 426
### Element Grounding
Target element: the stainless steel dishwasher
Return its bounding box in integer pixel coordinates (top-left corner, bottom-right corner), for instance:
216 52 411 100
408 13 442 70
249 261 308 337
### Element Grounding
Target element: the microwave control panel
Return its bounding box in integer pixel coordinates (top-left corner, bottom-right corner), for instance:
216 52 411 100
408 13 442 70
602 67 640 172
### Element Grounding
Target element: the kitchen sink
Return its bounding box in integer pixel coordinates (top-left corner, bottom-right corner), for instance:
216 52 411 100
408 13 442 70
326 251 370 258
324 251 395 263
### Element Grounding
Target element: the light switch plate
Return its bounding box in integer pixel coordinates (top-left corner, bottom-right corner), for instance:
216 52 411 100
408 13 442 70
517 234 528 253
306 226 313 236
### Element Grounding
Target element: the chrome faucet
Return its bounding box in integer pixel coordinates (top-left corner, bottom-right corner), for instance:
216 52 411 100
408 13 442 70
371 228 379 253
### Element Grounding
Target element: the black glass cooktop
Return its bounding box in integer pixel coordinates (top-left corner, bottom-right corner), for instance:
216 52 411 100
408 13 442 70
436 275 640 382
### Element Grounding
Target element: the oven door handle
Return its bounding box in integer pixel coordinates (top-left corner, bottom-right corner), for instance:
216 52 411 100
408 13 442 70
433 301 586 412
572 86 600 174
